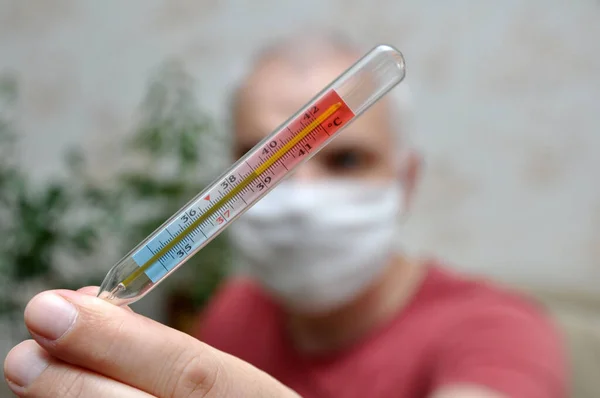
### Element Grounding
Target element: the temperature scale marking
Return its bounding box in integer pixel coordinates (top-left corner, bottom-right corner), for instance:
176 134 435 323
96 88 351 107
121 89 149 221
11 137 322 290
128 89 355 285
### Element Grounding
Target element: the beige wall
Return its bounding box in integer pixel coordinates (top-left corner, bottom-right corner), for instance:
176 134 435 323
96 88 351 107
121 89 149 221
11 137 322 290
1 0 599 290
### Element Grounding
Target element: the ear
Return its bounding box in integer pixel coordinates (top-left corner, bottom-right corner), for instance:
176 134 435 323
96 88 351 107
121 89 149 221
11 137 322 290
399 149 422 209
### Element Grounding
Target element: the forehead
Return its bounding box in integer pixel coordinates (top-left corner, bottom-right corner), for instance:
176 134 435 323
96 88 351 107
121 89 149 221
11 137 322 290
233 57 396 150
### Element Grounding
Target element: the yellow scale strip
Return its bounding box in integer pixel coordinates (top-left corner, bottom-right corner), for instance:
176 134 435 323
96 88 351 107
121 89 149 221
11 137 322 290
122 102 342 286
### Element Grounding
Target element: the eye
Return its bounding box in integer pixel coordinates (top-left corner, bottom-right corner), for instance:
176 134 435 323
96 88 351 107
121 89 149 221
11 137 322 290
323 148 371 173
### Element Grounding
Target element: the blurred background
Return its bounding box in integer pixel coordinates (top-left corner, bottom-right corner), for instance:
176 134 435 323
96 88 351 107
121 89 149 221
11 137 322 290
0 0 599 396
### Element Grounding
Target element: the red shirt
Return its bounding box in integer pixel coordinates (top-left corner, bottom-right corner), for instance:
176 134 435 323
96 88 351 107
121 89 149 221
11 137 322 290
195 262 567 397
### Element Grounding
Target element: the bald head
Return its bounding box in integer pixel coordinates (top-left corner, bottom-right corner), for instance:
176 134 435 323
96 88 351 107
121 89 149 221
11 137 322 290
230 33 361 136
251 30 362 71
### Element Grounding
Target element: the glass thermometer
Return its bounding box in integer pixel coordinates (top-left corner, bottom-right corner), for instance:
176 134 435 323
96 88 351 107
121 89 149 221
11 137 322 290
97 44 407 306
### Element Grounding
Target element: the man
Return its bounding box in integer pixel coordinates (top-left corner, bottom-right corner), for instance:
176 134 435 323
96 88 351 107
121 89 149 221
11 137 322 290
195 32 568 397
3 32 565 398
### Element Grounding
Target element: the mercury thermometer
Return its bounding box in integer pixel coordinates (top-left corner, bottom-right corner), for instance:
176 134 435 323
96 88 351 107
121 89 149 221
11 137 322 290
97 44 407 306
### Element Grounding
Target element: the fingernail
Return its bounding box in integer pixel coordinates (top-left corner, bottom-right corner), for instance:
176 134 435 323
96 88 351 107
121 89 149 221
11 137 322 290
4 341 49 389
25 292 78 340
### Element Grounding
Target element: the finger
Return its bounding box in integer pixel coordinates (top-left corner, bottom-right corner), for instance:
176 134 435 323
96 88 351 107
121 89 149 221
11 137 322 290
23 290 222 398
4 340 154 398
77 286 134 312
77 286 100 295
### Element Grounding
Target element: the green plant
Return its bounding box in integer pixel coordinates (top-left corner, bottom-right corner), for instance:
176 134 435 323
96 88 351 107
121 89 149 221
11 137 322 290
0 60 232 339
102 59 232 308
0 74 105 340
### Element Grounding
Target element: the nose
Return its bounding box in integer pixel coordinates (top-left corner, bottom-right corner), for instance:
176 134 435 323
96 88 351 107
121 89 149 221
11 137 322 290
288 161 321 181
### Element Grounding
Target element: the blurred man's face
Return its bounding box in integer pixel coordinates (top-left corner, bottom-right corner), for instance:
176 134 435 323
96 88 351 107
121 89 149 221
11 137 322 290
228 54 419 313
231 57 399 182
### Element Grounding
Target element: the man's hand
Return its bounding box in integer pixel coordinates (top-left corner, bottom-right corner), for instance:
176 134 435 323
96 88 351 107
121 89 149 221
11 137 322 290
3 287 300 397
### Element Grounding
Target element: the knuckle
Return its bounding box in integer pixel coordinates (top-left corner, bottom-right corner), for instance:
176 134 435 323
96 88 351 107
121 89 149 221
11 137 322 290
29 362 87 398
96 316 129 363
61 371 87 398
169 347 222 398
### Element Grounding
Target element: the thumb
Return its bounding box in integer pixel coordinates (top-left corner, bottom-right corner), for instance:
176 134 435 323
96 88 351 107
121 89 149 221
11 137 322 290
24 287 298 398
212 349 302 397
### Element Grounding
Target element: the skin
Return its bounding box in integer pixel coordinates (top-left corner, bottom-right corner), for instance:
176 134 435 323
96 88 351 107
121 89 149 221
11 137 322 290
3 49 506 397
3 287 301 397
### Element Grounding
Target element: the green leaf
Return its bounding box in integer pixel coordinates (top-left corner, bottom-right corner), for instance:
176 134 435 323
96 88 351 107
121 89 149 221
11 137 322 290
178 127 200 166
119 173 189 198
67 225 98 253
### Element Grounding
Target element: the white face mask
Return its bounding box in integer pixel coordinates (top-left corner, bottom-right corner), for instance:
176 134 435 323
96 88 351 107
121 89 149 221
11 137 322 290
229 179 405 314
